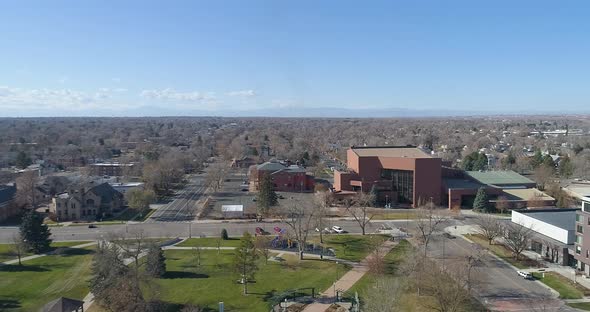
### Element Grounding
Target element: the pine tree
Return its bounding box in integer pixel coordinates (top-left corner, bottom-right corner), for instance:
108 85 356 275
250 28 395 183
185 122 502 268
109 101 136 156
473 187 490 212
256 174 277 216
233 232 259 295
19 210 52 253
221 228 229 240
531 150 544 168
145 244 166 278
472 153 488 171
15 151 32 169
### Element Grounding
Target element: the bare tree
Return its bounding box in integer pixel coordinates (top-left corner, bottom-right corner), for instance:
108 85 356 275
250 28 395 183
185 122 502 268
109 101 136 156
362 277 404 312
346 191 376 235
255 235 272 265
502 223 534 260
109 229 149 276
205 162 227 192
495 195 510 214
414 203 448 256
193 245 202 268
474 215 503 245
314 191 331 243
280 202 315 260
533 165 554 191
11 233 27 266
15 171 39 209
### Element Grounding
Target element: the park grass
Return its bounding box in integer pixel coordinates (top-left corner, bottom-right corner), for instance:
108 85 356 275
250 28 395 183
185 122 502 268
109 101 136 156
310 234 388 262
0 246 95 311
532 272 590 299
568 302 590 310
150 249 348 312
0 241 91 262
465 234 539 269
176 237 242 248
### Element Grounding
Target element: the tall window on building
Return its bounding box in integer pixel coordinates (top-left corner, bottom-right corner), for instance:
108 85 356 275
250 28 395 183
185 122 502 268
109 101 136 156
381 169 414 204
583 201 590 213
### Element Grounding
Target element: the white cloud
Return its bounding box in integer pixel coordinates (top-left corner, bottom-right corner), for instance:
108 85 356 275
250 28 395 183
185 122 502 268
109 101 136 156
140 88 216 102
0 86 129 111
227 90 256 97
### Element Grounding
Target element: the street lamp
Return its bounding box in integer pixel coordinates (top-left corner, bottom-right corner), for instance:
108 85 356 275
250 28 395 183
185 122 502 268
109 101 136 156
334 261 339 300
385 195 389 209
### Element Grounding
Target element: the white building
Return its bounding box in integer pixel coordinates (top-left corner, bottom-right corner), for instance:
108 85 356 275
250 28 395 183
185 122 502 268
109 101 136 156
221 205 244 219
511 208 578 266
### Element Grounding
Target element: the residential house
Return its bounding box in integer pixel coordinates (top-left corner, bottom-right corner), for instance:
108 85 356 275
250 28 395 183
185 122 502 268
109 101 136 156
0 184 18 222
50 182 124 221
249 160 315 192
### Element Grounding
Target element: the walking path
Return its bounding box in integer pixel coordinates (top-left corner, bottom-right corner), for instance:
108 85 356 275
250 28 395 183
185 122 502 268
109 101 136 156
302 240 398 312
0 241 97 265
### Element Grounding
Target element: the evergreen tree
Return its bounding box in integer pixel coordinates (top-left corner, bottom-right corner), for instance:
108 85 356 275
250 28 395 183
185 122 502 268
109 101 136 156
542 155 555 169
15 151 32 169
531 150 544 168
221 228 229 240
472 153 488 171
145 244 166 278
559 156 574 178
473 187 491 212
461 153 475 171
19 210 52 253
233 232 259 295
256 175 278 216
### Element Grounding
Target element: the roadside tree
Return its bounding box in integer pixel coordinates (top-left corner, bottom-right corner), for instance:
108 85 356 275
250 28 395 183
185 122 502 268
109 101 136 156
346 191 376 235
256 174 277 216
19 210 52 253
280 202 315 260
233 232 259 295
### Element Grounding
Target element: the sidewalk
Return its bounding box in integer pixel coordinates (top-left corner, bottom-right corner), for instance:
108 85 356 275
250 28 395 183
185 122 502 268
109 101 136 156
302 240 398 312
1 241 97 265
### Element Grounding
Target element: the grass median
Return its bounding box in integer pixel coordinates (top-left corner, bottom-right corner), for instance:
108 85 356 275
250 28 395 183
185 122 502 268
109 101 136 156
0 241 91 263
532 272 590 299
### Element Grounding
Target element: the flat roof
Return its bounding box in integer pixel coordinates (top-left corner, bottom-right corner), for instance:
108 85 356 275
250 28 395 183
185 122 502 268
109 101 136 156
351 146 432 158
500 188 554 201
513 208 578 230
466 170 534 186
564 183 590 198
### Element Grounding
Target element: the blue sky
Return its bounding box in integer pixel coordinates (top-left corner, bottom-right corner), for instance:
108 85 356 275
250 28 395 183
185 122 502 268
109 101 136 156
1 1 590 116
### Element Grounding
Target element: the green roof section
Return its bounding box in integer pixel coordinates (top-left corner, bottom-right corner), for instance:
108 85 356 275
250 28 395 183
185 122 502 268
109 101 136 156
465 170 534 186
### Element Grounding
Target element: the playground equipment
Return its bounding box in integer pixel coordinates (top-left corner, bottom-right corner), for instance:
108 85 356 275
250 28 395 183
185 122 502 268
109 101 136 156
271 227 287 248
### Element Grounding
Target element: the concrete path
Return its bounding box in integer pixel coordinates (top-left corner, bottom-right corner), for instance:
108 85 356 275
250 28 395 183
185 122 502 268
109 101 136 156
0 241 97 265
302 240 398 312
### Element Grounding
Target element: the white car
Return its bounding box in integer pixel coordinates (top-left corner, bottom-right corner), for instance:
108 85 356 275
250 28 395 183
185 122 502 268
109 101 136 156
332 226 344 234
517 270 533 280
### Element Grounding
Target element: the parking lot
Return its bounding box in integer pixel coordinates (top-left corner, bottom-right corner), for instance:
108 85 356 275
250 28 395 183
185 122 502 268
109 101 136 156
206 167 317 219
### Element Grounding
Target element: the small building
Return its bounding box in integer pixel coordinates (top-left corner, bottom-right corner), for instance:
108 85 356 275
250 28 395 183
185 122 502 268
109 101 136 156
50 182 124 221
512 208 577 266
249 161 315 192
231 156 259 169
109 182 145 194
88 162 135 177
0 184 17 222
563 182 590 211
221 204 244 218
41 297 84 312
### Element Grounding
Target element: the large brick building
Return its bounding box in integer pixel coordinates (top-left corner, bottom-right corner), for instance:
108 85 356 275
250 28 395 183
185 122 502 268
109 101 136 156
334 146 442 207
249 161 315 192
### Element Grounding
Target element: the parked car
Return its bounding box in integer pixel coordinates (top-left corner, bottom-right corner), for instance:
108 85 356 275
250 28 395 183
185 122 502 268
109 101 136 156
241 188 248 192
255 227 269 235
443 232 455 239
517 271 533 280
332 226 344 234
88 224 97 228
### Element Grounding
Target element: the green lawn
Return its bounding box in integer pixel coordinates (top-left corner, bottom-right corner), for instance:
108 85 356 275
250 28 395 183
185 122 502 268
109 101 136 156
568 302 590 310
348 239 411 296
176 237 242 248
310 234 388 262
532 272 589 299
0 246 95 311
150 249 348 311
0 241 91 263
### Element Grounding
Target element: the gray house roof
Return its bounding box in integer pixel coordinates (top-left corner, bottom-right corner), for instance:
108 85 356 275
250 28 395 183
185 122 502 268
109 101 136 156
41 297 84 312
256 162 286 172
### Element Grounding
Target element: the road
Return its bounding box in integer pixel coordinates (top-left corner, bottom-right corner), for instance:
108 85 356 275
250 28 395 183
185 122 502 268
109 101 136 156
428 225 574 312
147 174 206 222
0 219 394 243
